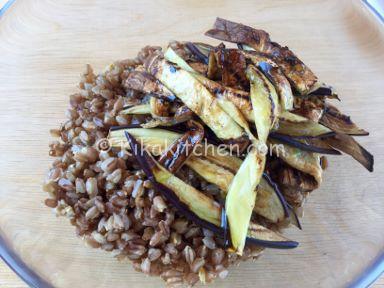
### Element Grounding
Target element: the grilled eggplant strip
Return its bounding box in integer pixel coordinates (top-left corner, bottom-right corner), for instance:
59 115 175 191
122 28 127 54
269 133 341 155
193 75 254 122
257 62 294 111
141 106 193 128
164 47 253 135
215 47 249 90
186 156 288 223
149 97 170 117
124 70 176 101
205 18 317 94
185 42 209 65
276 118 333 138
320 104 369 136
125 131 298 249
321 133 374 172
158 121 204 173
226 147 266 254
120 104 151 115
269 139 323 187
246 65 280 144
186 156 235 193
145 53 244 140
108 128 180 155
109 127 243 172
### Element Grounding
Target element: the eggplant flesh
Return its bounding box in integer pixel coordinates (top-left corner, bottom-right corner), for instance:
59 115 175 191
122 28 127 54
276 119 332 138
145 53 244 140
120 104 151 115
164 47 252 135
257 61 294 111
225 147 265 254
246 65 279 144
125 131 298 249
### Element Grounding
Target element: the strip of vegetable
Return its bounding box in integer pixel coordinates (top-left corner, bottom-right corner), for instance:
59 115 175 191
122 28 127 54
246 65 279 144
120 104 151 115
269 133 341 155
145 53 244 140
269 139 323 187
321 133 373 172
125 131 298 249
225 147 266 254
124 70 176 101
320 104 369 136
158 121 204 173
164 47 253 135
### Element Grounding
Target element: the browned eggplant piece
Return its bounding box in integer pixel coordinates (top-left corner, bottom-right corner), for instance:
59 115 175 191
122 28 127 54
320 104 369 136
269 139 323 188
185 42 209 64
269 133 341 155
193 75 254 122
158 121 204 173
308 83 339 100
207 50 221 80
141 105 193 128
257 62 294 111
124 70 176 101
292 97 325 122
321 133 374 172
273 163 318 207
205 18 318 94
125 131 298 249
149 97 170 117
215 46 249 89
145 53 245 140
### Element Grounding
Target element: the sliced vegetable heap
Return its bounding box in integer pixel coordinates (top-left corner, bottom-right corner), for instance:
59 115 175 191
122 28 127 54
109 18 373 255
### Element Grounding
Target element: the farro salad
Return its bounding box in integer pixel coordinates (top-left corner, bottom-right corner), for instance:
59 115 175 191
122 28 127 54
43 18 373 286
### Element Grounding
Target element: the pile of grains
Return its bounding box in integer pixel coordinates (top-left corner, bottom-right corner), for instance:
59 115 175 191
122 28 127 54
43 46 264 287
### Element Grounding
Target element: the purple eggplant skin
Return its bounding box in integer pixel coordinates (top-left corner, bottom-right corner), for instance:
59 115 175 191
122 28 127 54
186 42 209 65
287 204 302 230
262 173 289 218
125 131 299 249
269 133 341 155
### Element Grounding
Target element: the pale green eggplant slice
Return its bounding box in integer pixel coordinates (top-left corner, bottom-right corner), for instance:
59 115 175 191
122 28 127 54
120 104 151 115
108 127 180 155
225 147 266 254
276 119 333 138
145 53 244 140
246 65 279 144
